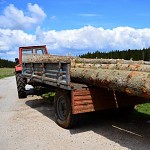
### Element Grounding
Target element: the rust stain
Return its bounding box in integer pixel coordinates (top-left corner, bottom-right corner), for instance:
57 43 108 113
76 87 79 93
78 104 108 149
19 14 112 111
142 86 147 93
127 71 136 79
142 86 148 97
134 64 141 71
72 87 116 114
125 88 132 94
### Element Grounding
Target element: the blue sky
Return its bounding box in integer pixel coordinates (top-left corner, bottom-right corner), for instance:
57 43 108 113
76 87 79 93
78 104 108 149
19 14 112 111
2 0 150 30
0 0 150 60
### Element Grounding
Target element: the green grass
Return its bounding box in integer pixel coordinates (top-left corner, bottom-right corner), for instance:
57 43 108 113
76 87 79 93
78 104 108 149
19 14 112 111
135 103 150 116
0 68 14 79
42 92 55 103
133 103 150 120
42 92 55 99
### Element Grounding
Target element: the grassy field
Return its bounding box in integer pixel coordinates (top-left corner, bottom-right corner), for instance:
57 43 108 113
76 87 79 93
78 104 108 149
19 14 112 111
0 68 14 79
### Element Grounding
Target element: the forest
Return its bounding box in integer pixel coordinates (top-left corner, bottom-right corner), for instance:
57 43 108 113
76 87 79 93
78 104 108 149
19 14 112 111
0 58 15 68
79 48 150 61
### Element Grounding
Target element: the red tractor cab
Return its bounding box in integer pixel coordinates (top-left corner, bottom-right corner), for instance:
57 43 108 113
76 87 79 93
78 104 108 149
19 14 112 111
15 45 48 98
15 45 48 73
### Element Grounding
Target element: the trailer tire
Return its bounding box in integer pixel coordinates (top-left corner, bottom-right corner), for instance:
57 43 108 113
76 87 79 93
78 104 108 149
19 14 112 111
54 90 76 129
16 73 27 99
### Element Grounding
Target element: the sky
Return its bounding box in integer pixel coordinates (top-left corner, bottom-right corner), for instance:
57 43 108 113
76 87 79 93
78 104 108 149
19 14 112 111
1 0 150 60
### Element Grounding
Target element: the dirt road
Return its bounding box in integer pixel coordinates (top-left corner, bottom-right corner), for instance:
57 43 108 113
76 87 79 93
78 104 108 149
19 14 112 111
0 76 150 150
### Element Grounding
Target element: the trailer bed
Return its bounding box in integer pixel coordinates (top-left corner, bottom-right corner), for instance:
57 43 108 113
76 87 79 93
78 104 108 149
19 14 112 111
23 62 71 90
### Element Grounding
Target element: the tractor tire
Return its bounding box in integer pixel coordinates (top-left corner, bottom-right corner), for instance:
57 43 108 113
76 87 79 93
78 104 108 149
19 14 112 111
54 89 77 129
16 73 27 99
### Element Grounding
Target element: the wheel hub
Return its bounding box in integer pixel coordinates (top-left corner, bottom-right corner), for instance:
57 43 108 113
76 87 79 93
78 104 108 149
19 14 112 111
57 96 67 120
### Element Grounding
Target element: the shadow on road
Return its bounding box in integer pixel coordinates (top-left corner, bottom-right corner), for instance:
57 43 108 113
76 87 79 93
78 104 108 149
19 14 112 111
26 98 150 150
70 110 150 150
25 98 55 121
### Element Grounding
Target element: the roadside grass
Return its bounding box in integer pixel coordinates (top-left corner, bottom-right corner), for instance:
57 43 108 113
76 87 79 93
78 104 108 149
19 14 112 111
0 68 14 79
134 103 150 119
135 103 150 115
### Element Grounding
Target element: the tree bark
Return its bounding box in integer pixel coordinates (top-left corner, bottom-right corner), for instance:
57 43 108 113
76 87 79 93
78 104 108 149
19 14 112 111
74 58 150 65
24 54 150 65
71 68 150 99
24 54 73 63
72 63 150 73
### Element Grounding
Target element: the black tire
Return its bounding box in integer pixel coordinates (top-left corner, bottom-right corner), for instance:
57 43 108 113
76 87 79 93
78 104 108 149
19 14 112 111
16 73 27 99
54 89 76 129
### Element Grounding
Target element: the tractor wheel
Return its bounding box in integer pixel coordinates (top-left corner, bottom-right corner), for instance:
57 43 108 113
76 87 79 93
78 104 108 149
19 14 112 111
16 73 27 98
54 89 76 129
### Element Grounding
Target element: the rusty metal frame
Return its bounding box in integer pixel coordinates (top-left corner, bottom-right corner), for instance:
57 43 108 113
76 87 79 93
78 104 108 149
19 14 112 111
22 62 71 90
71 86 149 115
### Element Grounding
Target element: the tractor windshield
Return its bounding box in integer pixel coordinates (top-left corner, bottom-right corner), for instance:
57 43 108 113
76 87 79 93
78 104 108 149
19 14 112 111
22 48 45 55
22 48 46 62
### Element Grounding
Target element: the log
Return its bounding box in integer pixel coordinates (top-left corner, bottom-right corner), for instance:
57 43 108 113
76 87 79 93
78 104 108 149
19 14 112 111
71 68 150 99
23 54 73 63
72 63 150 73
24 54 150 65
26 55 150 73
74 57 150 65
23 54 150 99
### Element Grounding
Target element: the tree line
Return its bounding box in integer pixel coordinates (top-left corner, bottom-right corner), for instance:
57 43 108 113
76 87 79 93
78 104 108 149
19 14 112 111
1 48 150 68
0 59 15 68
79 48 150 61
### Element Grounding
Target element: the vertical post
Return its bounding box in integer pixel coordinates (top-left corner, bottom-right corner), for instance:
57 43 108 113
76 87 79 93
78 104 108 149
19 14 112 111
66 63 71 85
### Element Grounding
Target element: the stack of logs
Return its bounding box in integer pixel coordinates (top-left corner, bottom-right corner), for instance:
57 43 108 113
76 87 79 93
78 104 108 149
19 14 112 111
26 54 150 99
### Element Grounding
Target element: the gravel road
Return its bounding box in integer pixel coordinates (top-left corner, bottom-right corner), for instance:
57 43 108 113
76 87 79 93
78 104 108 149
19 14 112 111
0 76 150 150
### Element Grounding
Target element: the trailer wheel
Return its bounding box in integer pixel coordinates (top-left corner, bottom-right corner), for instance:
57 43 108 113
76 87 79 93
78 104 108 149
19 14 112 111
54 90 76 129
16 73 27 98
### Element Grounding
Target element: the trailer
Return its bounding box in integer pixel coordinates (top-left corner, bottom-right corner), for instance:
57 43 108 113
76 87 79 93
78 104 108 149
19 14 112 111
15 45 149 128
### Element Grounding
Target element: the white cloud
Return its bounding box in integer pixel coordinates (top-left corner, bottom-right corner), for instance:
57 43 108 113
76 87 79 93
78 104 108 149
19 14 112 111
0 3 46 30
0 28 36 60
39 26 150 55
1 26 150 60
0 29 35 49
